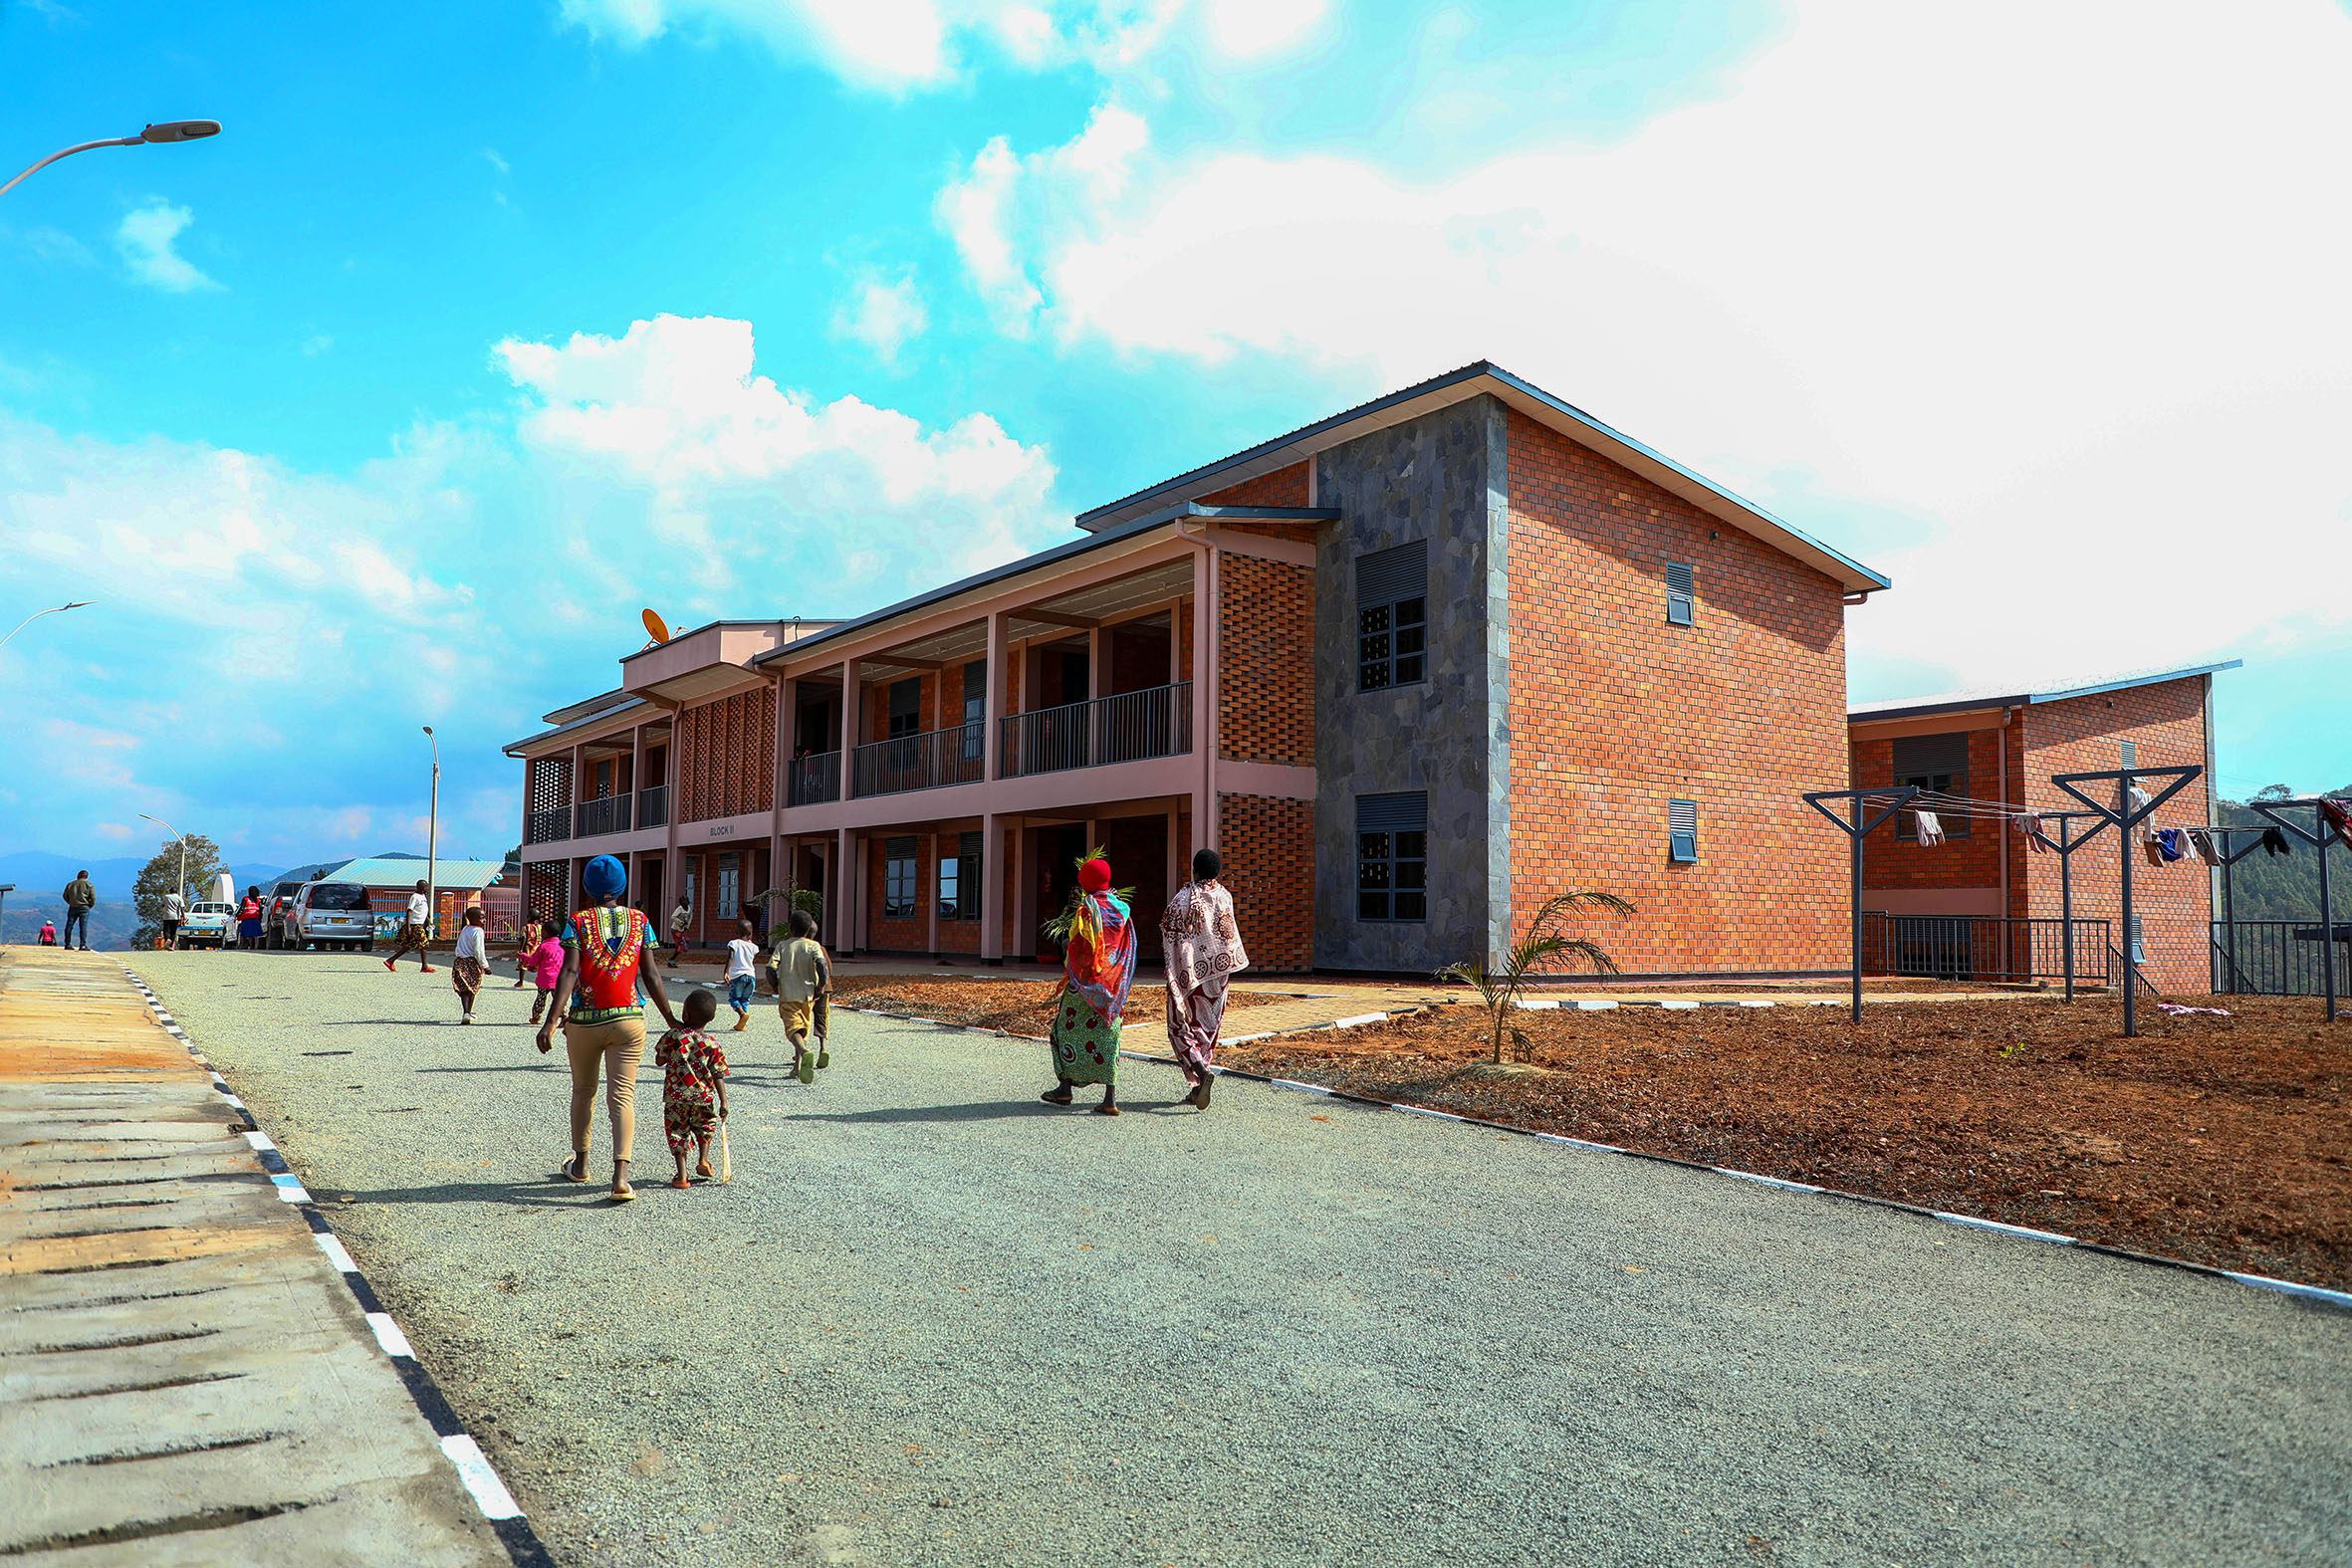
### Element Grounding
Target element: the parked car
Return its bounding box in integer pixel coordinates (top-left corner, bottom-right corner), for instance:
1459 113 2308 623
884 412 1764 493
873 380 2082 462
265 880 307 950
287 881 375 952
177 901 232 950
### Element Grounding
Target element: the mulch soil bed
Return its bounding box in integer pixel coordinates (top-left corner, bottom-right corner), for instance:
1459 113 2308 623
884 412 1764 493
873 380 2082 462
828 977 1282 1037
1221 996 2352 1290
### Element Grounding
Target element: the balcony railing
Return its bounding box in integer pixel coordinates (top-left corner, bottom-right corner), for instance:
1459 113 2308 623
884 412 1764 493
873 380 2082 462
637 784 668 830
2211 920 2352 996
1000 682 1192 779
525 806 569 846
1858 914 2110 985
575 792 631 839
852 724 985 798
789 751 842 807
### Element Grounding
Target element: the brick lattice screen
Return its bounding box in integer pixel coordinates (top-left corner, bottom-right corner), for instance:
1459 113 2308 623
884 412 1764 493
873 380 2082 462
1218 791 1313 972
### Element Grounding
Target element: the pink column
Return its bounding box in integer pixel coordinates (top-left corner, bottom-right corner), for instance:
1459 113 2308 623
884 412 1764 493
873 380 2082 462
1191 551 1217 850
834 826 853 953
839 658 860 802
926 830 941 959
981 810 1004 964
984 610 1007 782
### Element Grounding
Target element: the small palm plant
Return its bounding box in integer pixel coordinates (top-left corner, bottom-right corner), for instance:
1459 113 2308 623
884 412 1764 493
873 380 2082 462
1438 890 1635 1064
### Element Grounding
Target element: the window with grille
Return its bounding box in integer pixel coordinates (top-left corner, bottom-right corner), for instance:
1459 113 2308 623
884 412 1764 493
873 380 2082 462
1356 791 1428 922
715 852 740 928
1357 540 1428 692
939 829 983 921
1666 561 1696 627
883 835 918 919
1891 733 1971 838
1669 798 1700 863
961 661 987 761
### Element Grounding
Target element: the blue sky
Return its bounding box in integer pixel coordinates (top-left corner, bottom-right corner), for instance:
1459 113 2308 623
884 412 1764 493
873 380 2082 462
4 0 2349 868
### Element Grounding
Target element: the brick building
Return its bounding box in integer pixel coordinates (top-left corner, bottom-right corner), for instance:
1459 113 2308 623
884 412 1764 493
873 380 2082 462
1847 662 2237 993
507 362 1891 977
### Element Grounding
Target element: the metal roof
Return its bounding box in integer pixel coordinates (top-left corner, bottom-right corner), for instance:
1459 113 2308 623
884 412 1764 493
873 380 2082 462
325 857 510 889
1848 660 2242 724
1072 361 1892 593
505 696 655 759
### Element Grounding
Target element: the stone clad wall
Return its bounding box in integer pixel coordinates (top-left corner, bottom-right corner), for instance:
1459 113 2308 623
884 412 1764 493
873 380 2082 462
1308 395 1510 974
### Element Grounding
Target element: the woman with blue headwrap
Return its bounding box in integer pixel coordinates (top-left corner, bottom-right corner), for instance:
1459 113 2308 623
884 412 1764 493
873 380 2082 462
535 853 681 1201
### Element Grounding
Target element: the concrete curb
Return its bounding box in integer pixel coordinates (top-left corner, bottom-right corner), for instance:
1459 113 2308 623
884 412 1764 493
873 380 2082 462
120 966 558 1568
832 1002 2352 1316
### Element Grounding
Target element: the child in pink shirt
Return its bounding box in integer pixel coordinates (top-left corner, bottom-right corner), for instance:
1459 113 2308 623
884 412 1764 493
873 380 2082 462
524 930 566 1024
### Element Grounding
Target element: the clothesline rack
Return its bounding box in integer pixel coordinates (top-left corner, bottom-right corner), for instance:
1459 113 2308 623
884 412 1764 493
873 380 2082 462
2247 796 2344 1023
2049 766 2202 1037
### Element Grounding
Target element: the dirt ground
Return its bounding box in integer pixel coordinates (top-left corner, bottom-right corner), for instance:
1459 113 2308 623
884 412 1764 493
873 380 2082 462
1222 996 2352 1290
830 976 1283 1035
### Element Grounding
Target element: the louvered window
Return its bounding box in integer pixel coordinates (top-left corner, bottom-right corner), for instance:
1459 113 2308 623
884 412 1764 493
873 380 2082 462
1891 733 1971 839
939 829 983 922
1357 540 1428 692
1668 798 1700 863
2128 915 2145 965
883 835 918 919
1665 561 1696 627
1356 791 1428 922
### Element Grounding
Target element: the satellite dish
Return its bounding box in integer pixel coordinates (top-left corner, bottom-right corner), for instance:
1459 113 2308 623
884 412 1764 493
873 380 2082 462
641 608 671 649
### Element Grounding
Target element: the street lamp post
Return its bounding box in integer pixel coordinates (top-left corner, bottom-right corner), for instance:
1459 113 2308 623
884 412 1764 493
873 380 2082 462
0 601 92 652
422 727 440 940
138 813 188 945
1 122 222 200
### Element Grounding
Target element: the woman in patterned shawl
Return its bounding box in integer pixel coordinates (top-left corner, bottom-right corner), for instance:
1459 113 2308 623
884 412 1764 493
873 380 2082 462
1041 857 1137 1116
1160 847 1249 1109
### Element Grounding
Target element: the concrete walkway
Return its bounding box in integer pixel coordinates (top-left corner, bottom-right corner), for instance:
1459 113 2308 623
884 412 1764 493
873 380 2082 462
0 949 518 1565
137 950 2352 1567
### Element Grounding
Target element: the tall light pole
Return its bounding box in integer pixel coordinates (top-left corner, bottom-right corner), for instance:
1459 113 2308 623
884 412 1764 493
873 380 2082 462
1 122 222 199
0 600 92 652
138 813 188 905
422 727 440 940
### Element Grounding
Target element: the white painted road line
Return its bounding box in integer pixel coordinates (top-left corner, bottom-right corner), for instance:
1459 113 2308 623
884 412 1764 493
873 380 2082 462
315 1231 360 1273
243 1129 277 1152
271 1174 311 1203
439 1435 526 1521
1934 1212 2077 1244
366 1311 415 1359
1332 1011 1387 1029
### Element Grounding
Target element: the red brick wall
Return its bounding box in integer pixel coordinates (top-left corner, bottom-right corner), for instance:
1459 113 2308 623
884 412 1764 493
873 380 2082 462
863 671 939 744
2017 679 2214 992
1201 464 1309 508
1218 555 1314 767
1219 792 1312 972
1849 721 2016 894
679 688 775 823
1504 409 1850 974
864 833 935 955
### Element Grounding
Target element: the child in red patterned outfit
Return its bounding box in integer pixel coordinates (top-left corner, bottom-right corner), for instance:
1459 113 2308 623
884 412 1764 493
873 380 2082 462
654 990 729 1189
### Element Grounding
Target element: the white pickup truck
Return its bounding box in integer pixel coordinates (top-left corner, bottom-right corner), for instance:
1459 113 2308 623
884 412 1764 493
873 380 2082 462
177 901 231 950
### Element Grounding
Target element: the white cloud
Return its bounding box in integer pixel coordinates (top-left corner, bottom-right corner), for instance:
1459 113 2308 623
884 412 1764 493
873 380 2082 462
555 0 1177 92
493 313 1057 581
1204 0 1323 58
115 200 218 293
301 333 335 355
830 266 930 362
942 0 2352 691
481 147 511 175
95 821 132 841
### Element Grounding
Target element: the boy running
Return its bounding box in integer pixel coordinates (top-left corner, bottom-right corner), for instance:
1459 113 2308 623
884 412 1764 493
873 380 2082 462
383 879 436 973
654 990 729 1188
770 908 830 1085
723 916 761 1032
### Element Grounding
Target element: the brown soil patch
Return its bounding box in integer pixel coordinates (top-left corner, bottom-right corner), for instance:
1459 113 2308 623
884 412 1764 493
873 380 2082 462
1222 996 2352 1290
829 977 1282 1036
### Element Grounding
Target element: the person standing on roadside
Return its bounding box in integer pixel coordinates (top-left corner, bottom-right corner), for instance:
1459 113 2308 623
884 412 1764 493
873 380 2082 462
1160 848 1249 1110
236 886 264 952
536 853 681 1202
383 879 436 973
61 870 97 951
511 915 541 990
669 895 692 964
158 889 184 950
451 906 488 1024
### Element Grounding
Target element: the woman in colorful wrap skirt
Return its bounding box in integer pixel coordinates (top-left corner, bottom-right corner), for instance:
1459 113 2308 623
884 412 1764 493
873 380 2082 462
1041 857 1137 1116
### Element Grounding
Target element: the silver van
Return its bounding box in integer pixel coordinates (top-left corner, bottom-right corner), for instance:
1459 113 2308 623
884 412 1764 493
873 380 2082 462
289 881 374 952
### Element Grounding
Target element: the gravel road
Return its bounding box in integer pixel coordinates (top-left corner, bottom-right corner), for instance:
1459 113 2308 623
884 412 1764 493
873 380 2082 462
134 952 2352 1567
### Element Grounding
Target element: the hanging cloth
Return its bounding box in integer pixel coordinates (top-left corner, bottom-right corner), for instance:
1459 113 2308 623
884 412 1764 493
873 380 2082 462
2128 785 2154 840
2321 796 2352 850
2016 814 2054 854
2189 829 2218 862
2144 835 2165 866
1913 810 1947 847
2261 826 2291 857
2156 828 2186 863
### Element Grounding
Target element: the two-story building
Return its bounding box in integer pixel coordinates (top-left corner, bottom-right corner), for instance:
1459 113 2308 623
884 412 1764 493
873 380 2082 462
507 361 1891 977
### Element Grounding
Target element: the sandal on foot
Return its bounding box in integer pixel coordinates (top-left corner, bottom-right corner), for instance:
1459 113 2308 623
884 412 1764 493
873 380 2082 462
816 1050 830 1069
561 1154 589 1182
1092 1102 1122 1116
1040 1086 1074 1105
669 1176 691 1190
611 1185 636 1203
797 1052 816 1085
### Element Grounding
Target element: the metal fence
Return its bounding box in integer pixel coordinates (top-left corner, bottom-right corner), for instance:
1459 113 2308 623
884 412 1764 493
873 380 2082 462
574 793 631 839
853 723 986 797
2210 921 2352 996
788 752 840 807
1859 914 2111 985
524 806 568 846
636 784 668 830
999 682 1192 779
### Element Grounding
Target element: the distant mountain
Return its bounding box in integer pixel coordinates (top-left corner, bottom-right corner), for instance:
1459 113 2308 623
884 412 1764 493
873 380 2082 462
2 899 140 951
0 852 148 900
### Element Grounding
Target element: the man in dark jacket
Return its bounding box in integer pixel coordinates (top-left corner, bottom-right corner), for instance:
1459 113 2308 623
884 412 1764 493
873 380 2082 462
62 871 97 951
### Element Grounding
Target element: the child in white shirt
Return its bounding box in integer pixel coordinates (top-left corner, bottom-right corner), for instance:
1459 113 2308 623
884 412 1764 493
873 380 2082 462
723 917 762 1032
451 906 489 1024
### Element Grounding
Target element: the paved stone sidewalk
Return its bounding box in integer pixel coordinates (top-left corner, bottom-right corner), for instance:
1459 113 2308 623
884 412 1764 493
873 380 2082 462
0 948 520 1565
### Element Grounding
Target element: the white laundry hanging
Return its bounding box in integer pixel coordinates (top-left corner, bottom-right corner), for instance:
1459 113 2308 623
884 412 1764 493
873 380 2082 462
1913 809 1947 846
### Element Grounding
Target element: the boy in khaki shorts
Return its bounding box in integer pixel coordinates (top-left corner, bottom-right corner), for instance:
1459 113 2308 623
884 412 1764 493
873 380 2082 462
771 909 830 1085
